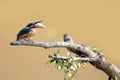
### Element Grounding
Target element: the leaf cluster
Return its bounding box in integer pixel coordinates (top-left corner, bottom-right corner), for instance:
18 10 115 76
110 75 119 80
48 49 88 80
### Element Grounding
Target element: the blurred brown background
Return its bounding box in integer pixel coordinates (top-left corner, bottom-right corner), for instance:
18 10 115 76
0 0 120 80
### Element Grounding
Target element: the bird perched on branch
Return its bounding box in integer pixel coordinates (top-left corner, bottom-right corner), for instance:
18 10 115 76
16 21 46 41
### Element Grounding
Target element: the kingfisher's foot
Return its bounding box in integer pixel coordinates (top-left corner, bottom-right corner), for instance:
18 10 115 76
24 39 34 42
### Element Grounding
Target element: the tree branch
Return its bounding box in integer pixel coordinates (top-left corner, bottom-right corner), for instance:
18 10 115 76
49 55 93 62
10 34 120 80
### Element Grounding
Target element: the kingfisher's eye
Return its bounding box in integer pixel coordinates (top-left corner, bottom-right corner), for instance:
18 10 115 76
26 23 33 27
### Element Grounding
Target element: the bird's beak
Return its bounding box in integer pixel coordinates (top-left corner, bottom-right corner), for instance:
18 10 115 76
35 21 43 23
34 21 46 28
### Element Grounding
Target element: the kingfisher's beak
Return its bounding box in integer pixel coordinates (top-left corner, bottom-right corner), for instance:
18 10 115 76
35 21 43 23
34 21 46 28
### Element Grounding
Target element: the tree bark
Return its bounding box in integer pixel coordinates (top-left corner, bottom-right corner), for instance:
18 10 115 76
10 34 120 80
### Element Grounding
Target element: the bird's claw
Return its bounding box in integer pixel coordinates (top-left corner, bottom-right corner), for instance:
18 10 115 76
24 39 34 43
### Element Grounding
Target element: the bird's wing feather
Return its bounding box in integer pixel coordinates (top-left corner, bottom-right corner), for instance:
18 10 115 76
17 27 31 37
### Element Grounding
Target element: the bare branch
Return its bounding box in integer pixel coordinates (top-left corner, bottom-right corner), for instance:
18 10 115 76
10 34 120 80
10 41 98 60
10 41 70 48
49 55 93 62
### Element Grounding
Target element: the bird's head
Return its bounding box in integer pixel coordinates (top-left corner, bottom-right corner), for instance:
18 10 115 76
26 21 46 28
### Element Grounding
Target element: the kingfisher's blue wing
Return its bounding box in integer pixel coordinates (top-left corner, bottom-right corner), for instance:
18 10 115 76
17 27 31 37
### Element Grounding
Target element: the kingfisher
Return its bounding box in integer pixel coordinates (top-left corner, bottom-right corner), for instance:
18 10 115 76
16 21 46 41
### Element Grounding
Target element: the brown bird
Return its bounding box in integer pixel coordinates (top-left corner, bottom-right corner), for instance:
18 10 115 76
16 21 46 41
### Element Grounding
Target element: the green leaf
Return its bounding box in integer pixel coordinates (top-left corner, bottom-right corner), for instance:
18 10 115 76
57 49 61 54
68 58 73 63
73 63 78 69
81 62 87 67
87 46 100 53
72 57 79 61
56 65 62 71
48 59 56 64
70 66 77 70
63 60 67 63
64 69 70 74
54 49 61 56
112 75 119 80
67 73 72 77
66 77 73 80
77 63 81 68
